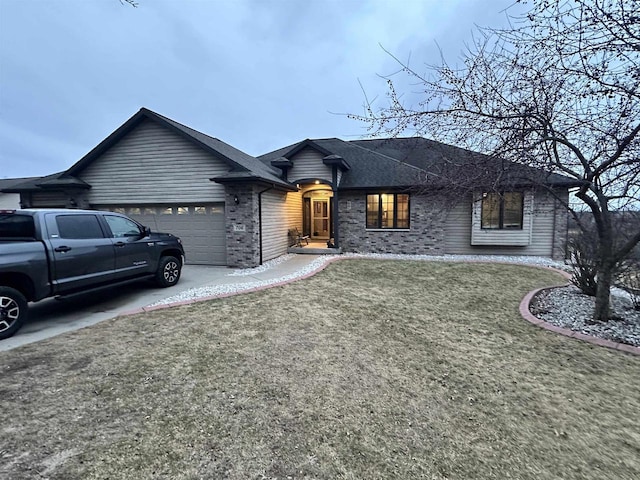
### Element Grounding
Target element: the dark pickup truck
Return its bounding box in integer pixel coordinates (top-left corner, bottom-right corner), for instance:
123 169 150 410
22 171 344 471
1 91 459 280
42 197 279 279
0 209 185 340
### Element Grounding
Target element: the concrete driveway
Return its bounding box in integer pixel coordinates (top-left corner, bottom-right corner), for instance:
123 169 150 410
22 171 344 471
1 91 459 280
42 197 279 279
0 255 326 352
0 265 231 352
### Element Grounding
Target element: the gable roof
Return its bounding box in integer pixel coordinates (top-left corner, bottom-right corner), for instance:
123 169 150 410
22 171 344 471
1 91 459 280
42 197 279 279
63 108 293 190
8 108 295 195
259 138 426 188
260 136 580 189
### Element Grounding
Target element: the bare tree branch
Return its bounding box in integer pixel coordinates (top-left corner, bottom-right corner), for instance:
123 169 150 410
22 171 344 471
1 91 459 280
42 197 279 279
356 0 640 321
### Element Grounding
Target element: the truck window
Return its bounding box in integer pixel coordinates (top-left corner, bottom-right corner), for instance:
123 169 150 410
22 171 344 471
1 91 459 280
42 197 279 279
0 214 35 239
56 215 105 239
104 215 141 238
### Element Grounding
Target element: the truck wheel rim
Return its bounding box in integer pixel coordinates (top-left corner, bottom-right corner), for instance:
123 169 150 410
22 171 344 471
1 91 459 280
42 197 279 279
164 261 179 283
0 296 20 333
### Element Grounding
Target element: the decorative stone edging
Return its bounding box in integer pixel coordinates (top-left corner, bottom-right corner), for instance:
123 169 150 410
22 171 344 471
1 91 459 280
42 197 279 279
519 269 640 356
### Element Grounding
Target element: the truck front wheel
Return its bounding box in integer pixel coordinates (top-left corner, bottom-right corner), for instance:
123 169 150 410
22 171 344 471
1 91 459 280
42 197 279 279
155 256 182 288
0 287 28 340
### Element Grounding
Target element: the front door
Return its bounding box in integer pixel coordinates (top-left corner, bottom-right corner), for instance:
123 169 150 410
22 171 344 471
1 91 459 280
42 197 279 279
311 198 330 239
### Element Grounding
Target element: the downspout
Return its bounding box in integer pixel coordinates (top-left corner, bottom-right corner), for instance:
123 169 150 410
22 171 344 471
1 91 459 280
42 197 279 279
258 186 274 265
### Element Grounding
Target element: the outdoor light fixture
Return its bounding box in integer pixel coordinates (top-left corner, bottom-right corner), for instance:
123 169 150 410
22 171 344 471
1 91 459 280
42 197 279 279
233 195 239 205
315 180 320 184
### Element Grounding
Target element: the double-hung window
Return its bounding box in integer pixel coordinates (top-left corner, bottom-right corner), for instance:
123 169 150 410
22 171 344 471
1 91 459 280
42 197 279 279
366 193 410 229
481 191 524 229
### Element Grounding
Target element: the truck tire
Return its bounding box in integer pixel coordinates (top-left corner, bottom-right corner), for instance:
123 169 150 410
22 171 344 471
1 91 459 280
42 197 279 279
155 256 181 288
0 287 28 340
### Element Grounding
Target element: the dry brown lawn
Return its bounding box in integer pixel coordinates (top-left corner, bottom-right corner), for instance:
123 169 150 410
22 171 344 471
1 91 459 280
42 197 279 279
1 260 639 480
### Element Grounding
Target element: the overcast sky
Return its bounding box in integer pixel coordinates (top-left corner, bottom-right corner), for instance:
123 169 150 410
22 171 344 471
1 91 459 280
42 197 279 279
0 0 522 179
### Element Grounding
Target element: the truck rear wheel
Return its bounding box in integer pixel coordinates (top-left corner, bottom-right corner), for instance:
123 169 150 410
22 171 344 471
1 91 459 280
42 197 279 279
155 256 181 287
0 287 28 340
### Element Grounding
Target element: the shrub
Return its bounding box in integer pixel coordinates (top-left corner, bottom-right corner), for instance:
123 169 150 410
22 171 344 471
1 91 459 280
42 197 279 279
567 234 598 296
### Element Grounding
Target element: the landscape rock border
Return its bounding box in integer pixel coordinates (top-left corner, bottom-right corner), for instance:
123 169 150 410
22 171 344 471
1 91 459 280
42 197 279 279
519 268 640 356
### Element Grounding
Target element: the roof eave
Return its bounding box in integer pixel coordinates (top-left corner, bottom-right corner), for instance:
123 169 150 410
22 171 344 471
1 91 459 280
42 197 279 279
322 155 351 171
280 139 335 159
210 175 298 192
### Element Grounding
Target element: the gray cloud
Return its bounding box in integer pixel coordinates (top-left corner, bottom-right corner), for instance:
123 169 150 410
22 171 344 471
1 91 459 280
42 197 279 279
0 0 518 178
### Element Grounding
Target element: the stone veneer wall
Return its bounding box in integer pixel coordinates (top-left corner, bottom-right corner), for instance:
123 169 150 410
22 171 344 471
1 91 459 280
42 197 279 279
338 191 447 254
224 185 261 268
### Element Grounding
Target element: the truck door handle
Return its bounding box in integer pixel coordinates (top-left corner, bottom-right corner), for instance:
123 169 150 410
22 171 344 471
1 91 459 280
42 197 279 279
54 246 71 253
114 241 126 247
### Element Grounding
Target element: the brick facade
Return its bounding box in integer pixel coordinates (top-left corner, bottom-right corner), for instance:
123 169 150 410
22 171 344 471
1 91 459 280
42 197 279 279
338 191 447 254
224 185 261 268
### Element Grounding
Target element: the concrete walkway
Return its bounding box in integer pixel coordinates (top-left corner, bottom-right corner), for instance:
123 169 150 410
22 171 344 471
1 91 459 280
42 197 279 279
0 254 324 352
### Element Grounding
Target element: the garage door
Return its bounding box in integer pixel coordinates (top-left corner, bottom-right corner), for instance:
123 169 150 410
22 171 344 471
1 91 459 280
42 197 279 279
99 205 226 265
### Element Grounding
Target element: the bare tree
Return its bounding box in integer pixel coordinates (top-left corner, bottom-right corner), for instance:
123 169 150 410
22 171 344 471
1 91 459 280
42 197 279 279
353 0 640 321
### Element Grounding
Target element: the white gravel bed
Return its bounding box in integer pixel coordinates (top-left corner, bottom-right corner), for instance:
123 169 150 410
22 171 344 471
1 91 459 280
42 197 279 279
149 255 333 306
341 252 568 269
531 285 640 347
226 254 296 276
149 253 568 307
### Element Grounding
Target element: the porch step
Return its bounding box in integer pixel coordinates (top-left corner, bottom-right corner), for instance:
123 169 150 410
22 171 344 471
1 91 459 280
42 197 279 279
287 246 342 255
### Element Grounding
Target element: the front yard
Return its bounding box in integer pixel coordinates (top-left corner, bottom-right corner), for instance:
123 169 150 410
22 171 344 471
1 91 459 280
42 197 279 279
1 260 639 479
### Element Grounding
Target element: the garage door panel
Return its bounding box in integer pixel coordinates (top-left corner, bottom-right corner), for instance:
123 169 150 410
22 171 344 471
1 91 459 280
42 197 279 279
113 204 226 265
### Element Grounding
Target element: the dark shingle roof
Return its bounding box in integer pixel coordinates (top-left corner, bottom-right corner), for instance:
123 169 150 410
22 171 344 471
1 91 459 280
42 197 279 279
351 137 579 188
144 110 292 190
0 176 40 192
0 173 90 193
259 138 425 188
260 136 580 189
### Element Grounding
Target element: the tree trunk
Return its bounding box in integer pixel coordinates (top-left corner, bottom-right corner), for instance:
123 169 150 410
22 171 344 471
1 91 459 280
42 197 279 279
593 264 614 321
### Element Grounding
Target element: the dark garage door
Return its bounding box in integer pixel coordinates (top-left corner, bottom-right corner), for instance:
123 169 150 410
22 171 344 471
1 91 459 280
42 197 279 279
102 205 226 265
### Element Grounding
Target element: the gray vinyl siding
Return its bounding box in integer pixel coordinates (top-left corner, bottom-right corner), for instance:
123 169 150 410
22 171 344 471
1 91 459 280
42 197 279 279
79 119 228 204
261 190 303 262
445 190 558 256
288 147 333 184
30 191 69 207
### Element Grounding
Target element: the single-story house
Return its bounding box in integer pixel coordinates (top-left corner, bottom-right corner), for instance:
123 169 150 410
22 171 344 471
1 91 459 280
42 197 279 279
3 108 578 267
